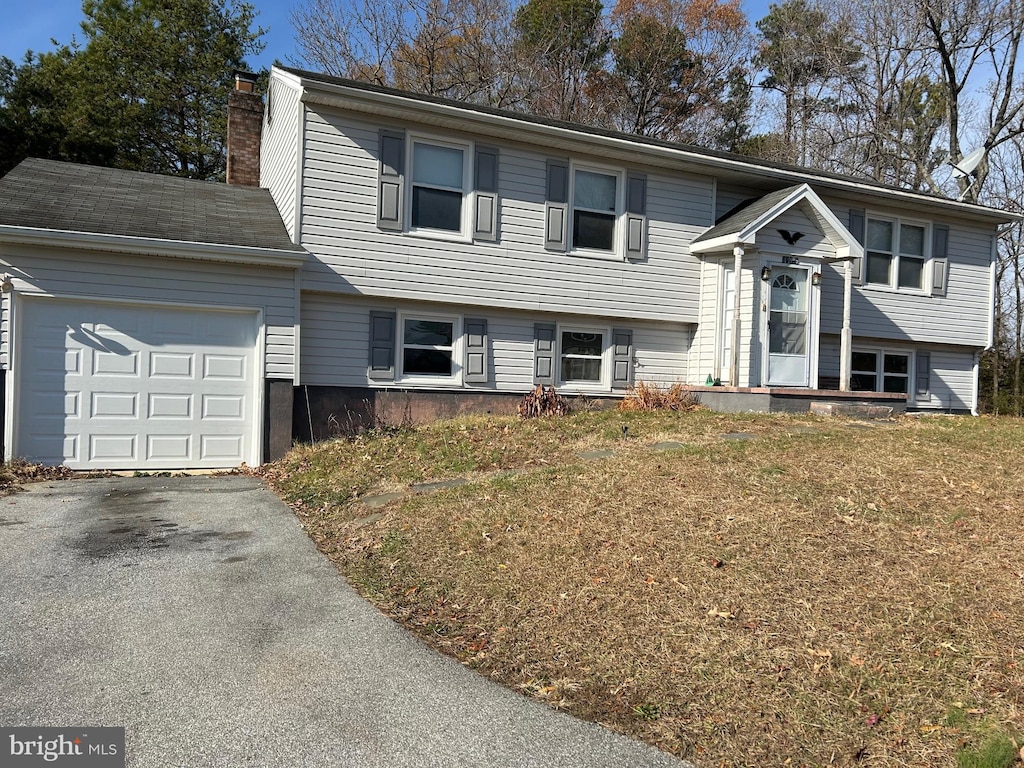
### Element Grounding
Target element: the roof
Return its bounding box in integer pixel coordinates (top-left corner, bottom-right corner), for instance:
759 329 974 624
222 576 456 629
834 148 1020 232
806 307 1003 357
0 158 305 253
694 186 804 244
691 183 860 258
279 66 1017 225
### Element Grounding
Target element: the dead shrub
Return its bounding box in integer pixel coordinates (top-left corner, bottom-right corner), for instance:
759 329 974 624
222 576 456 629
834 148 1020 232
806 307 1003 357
518 385 572 418
618 379 701 412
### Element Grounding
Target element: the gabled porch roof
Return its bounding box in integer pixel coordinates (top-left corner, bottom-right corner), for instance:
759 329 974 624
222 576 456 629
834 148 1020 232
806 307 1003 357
690 183 863 261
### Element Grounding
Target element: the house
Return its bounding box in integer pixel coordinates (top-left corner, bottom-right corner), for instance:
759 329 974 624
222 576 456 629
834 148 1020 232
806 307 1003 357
258 66 1011 436
0 65 1013 470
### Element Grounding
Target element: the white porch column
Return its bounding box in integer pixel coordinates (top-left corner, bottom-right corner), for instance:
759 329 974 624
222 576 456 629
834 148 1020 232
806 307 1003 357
839 258 853 391
730 245 743 386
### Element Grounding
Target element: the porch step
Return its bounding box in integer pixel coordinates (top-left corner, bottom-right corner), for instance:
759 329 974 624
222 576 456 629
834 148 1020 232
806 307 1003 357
809 401 895 420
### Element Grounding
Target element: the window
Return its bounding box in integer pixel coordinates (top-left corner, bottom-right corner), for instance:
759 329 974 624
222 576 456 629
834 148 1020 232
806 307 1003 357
409 139 469 235
572 168 620 253
851 349 910 394
560 329 605 383
865 217 928 290
400 316 458 379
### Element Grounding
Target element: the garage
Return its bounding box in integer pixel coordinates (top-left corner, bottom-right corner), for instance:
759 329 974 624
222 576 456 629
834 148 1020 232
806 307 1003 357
14 297 260 470
0 158 307 470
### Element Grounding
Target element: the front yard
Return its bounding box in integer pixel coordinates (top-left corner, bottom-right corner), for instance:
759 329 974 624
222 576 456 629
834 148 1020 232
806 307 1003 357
259 409 1024 768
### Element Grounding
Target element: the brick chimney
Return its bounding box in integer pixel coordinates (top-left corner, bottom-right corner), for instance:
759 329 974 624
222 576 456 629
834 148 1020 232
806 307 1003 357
226 70 263 186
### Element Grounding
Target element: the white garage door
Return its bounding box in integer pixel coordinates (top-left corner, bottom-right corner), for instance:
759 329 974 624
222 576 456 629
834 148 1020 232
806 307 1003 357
15 298 259 470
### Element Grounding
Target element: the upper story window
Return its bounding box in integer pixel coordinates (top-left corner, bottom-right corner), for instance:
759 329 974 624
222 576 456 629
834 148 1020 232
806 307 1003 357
866 218 928 290
572 168 621 253
410 139 470 236
544 159 647 260
376 129 499 243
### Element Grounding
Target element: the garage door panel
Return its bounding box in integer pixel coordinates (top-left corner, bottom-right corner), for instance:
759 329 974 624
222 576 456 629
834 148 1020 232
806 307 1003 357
17 299 258 470
93 350 140 376
202 395 244 419
89 435 137 462
203 354 248 380
150 352 195 378
201 436 244 461
31 391 80 420
149 394 193 419
147 435 192 462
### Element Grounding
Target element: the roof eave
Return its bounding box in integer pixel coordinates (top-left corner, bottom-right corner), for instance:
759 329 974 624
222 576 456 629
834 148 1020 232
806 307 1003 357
283 67 1019 226
0 226 308 267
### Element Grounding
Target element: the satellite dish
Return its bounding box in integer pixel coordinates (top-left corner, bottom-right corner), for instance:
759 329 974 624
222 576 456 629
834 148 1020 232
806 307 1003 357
950 146 985 178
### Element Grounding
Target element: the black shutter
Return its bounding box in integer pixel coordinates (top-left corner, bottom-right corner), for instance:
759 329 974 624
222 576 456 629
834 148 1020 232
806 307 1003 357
545 160 569 252
931 224 949 296
533 323 557 384
611 329 634 389
624 174 647 260
377 130 405 231
368 311 397 381
915 350 931 397
474 146 499 242
463 318 489 383
848 208 865 284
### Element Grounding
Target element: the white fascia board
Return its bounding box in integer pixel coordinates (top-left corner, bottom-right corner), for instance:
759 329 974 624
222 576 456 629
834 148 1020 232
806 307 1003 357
690 234 757 254
0 226 308 268
285 67 1019 226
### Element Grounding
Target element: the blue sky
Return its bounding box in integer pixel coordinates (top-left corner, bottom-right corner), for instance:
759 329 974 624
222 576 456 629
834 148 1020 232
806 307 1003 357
2 0 299 69
4 0 774 71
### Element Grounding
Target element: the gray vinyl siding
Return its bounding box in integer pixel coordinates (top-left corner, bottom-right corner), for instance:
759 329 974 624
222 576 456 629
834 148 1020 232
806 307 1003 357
819 199 994 347
756 208 833 258
300 293 691 390
818 336 975 410
296 107 709 323
260 74 303 241
688 259 719 385
0 245 297 378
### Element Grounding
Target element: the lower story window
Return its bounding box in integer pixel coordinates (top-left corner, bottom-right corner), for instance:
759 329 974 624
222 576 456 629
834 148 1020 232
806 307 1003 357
402 317 455 377
561 329 605 383
851 350 909 394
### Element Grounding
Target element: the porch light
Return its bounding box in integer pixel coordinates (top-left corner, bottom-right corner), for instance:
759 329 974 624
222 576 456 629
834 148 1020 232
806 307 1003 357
811 272 822 286
760 265 772 281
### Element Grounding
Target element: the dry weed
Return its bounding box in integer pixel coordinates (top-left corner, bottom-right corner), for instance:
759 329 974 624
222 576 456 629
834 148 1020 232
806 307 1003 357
269 413 1024 767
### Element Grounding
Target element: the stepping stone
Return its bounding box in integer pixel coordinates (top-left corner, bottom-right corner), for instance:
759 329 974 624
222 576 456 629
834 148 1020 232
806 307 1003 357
578 450 616 460
721 432 757 440
846 423 876 430
410 478 468 493
788 426 819 434
360 492 407 508
650 441 686 451
350 513 383 529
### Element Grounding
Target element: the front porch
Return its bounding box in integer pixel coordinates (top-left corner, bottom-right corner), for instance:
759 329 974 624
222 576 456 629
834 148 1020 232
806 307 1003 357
688 385 907 418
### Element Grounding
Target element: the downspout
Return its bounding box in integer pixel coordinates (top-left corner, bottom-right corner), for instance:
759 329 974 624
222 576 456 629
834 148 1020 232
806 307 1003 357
730 245 743 386
840 258 853 391
972 350 981 416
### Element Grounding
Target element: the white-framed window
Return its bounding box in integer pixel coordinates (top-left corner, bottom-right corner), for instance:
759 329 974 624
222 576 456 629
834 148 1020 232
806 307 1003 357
559 326 609 387
399 313 462 383
865 217 928 290
408 135 471 238
851 349 911 394
570 164 623 255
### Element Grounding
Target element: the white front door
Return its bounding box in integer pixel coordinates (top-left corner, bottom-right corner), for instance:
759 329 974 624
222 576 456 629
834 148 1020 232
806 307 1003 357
765 266 812 387
720 265 735 384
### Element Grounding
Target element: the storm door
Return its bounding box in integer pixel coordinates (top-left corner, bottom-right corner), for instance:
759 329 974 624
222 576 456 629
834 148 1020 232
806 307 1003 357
766 267 811 386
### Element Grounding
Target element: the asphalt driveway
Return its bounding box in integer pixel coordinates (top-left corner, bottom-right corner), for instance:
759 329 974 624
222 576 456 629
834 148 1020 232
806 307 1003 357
0 476 689 767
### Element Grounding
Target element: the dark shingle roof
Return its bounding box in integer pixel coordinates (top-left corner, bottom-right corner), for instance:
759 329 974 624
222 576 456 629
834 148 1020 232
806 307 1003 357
692 185 806 244
0 158 303 252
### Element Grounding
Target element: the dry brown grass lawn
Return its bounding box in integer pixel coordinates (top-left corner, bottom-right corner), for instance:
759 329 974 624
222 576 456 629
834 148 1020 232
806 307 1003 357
260 410 1024 767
